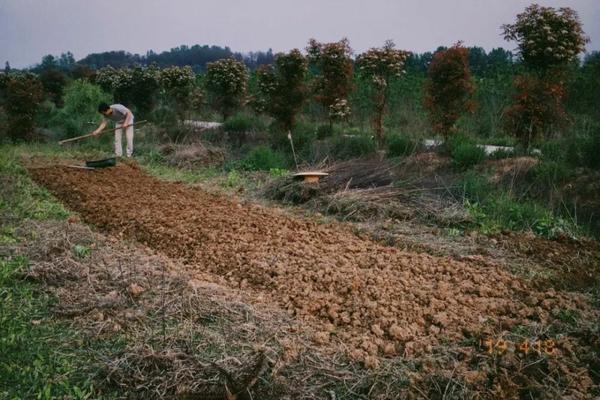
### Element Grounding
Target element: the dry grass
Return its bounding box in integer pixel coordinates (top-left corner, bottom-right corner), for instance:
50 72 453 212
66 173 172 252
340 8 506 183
265 154 468 225
6 219 430 399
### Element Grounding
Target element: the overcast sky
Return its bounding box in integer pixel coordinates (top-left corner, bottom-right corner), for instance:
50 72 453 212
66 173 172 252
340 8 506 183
1 0 599 68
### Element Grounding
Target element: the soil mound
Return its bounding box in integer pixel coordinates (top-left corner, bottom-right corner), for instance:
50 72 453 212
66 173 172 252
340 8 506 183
29 164 596 368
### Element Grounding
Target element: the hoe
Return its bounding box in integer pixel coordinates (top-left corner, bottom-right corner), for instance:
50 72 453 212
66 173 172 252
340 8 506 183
58 120 147 169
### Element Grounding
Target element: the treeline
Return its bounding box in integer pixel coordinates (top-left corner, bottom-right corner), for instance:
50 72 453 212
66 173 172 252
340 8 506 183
23 44 515 75
24 45 275 73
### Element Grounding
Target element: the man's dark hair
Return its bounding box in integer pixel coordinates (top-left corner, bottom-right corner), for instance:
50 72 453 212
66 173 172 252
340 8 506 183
98 102 110 113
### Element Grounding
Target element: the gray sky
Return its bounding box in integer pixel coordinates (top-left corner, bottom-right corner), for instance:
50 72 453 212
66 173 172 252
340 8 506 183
1 0 599 68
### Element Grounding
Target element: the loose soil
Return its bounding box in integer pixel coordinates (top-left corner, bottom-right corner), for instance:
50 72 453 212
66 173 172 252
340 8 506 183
28 162 599 397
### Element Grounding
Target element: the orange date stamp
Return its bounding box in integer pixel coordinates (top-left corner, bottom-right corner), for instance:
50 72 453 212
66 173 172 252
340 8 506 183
479 338 556 356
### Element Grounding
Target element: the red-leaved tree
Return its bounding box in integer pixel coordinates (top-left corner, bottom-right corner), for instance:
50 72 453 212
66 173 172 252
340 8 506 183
424 43 476 140
502 4 588 147
504 74 567 147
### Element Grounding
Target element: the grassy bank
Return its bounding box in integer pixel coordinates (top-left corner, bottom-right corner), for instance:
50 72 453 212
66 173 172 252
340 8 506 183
0 147 112 399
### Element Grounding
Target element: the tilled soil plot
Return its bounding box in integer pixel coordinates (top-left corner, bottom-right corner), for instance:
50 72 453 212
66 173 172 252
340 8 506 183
29 164 597 372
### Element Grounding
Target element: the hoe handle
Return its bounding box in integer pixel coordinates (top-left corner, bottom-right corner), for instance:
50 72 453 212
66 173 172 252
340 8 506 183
58 120 147 145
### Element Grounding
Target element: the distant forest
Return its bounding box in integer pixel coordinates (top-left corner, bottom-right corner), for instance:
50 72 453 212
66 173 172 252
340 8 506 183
60 45 274 73
18 43 525 76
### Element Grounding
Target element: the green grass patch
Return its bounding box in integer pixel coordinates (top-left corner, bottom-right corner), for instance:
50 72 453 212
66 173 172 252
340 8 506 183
239 145 287 171
456 171 577 238
0 144 119 398
0 145 70 220
0 256 106 399
138 153 220 185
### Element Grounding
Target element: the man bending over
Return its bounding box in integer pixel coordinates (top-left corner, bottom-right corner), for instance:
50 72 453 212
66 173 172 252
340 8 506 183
94 103 135 157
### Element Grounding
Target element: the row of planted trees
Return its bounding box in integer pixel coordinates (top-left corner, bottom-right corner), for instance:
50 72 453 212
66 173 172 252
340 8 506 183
0 4 590 149
207 3 589 149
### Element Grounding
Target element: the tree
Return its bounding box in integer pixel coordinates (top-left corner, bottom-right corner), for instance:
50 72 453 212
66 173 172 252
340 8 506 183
158 66 198 119
424 43 476 140
58 52 76 71
96 66 161 118
502 4 588 147
256 49 307 131
4 61 10 73
71 64 95 81
40 67 67 107
566 52 600 118
4 73 44 142
40 54 58 71
356 40 410 147
504 74 567 147
502 4 588 74
467 46 488 75
54 80 112 137
487 48 514 73
306 38 354 125
204 58 248 120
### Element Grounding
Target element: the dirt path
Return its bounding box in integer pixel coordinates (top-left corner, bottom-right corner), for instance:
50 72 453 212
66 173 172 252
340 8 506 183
29 164 596 371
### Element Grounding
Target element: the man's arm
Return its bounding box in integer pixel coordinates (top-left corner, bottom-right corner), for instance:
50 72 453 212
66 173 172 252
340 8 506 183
123 110 133 127
92 120 107 136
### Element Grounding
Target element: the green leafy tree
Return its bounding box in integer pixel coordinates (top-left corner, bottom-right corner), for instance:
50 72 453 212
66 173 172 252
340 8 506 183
158 66 198 119
256 49 307 131
70 64 96 81
40 67 67 107
502 4 588 74
306 38 354 124
424 43 476 140
204 58 248 120
567 52 600 118
356 40 409 147
54 80 111 137
96 66 160 117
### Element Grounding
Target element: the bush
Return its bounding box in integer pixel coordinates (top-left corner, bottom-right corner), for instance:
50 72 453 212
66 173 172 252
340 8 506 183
488 148 514 160
455 171 494 202
386 134 418 158
447 135 485 170
223 113 268 146
223 113 266 133
316 124 334 139
533 160 571 186
241 146 287 171
581 133 600 169
270 121 316 157
330 134 377 160
52 80 112 138
542 133 600 170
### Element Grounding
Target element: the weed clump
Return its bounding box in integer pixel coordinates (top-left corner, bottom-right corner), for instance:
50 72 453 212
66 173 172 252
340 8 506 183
386 134 419 158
